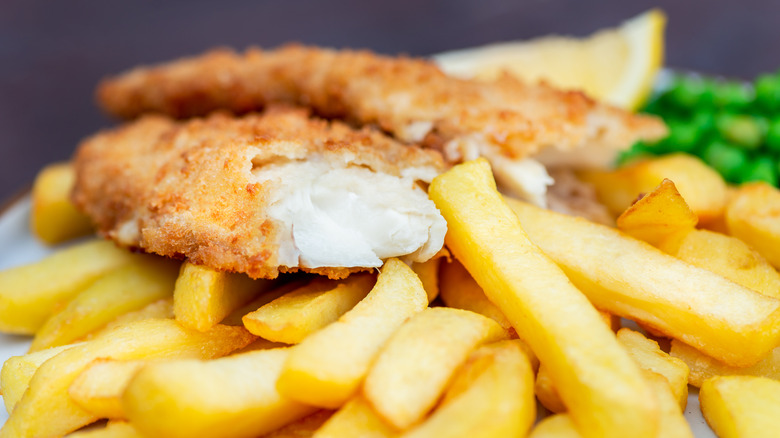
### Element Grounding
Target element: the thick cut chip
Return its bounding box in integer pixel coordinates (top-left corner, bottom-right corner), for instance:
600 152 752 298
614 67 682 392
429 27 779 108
0 239 138 334
0 319 254 438
89 298 174 339
670 340 780 387
311 396 396 438
243 273 375 343
530 372 693 438
617 328 689 410
535 365 567 414
533 310 620 414
411 255 443 303
72 108 447 280
400 340 535 438
221 280 308 327
506 197 780 367
174 262 272 331
0 343 82 413
69 359 149 419
262 410 335 438
616 178 698 245
123 348 317 438
438 259 513 333
66 421 143 438
657 228 780 299
363 307 508 429
726 182 780 269
528 414 580 438
581 153 728 223
700 376 780 438
642 371 693 438
428 159 657 438
277 258 428 408
30 256 180 351
30 162 93 244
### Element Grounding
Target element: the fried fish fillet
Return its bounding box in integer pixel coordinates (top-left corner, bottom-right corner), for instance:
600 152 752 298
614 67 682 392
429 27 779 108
71 107 447 279
97 45 666 162
97 45 666 206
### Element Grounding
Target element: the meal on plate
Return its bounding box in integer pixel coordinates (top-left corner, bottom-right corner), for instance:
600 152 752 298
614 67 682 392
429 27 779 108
1 8 780 438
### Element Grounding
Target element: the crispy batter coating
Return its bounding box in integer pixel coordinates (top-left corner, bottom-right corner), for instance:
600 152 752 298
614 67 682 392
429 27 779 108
97 45 666 161
71 107 446 279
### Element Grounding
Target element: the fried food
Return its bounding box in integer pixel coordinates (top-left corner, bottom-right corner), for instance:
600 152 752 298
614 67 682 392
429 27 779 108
72 107 447 279
98 45 664 157
699 376 780 438
97 45 666 206
429 159 658 438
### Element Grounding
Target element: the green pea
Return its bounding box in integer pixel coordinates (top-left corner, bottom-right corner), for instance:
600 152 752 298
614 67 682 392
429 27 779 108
665 120 700 152
692 111 716 134
701 141 750 182
665 76 713 109
716 114 764 150
754 74 780 112
741 157 779 186
713 81 753 110
766 118 780 152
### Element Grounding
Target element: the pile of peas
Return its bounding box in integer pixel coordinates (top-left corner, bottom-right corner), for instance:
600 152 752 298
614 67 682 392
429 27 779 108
621 72 780 187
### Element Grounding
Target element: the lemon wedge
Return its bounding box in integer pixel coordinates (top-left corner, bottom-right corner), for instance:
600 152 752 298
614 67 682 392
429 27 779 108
433 9 666 111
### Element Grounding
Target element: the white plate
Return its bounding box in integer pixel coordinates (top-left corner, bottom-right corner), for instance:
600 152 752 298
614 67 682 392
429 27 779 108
0 196 717 436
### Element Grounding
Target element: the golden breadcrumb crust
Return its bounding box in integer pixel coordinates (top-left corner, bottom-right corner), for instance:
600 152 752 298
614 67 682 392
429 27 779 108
72 107 445 279
97 45 667 160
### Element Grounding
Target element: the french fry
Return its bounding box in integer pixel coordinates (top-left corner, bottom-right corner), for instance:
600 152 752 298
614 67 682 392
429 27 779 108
123 348 317 438
726 182 780 269
30 162 93 245
528 414 580 438
641 371 693 438
65 421 143 438
438 259 514 333
670 340 780 387
311 396 396 438
69 359 148 419
616 179 698 245
429 159 658 438
616 328 689 410
400 340 535 438
88 298 174 339
0 319 254 438
506 197 780 367
534 310 620 414
0 343 83 413
411 256 443 303
221 280 307 326
242 273 375 344
535 365 566 414
174 262 272 331
530 373 694 438
363 307 508 429
277 258 428 409
580 153 728 223
30 256 180 351
657 228 780 300
700 376 780 438
0 239 138 334
262 410 335 438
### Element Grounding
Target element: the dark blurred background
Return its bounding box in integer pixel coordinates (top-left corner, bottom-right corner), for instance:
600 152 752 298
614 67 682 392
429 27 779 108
1 0 777 202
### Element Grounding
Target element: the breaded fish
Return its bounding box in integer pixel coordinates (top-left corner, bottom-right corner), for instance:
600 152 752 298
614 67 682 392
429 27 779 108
97 45 666 206
72 107 447 279
98 45 666 162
